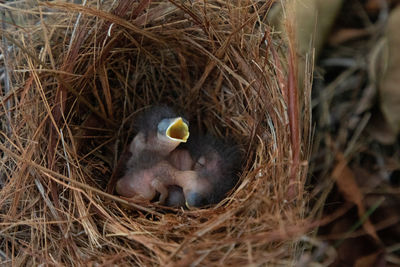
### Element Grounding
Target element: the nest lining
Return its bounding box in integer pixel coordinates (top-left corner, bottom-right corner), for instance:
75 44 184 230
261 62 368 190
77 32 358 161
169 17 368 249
0 0 311 265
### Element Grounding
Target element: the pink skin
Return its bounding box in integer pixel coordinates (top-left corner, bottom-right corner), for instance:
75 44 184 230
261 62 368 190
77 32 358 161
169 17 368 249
168 149 194 171
116 160 200 204
129 132 182 158
166 149 193 206
116 126 216 206
168 150 217 207
116 131 193 204
193 149 221 173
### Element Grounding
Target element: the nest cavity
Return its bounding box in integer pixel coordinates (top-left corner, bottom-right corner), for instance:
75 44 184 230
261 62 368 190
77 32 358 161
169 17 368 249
0 0 311 265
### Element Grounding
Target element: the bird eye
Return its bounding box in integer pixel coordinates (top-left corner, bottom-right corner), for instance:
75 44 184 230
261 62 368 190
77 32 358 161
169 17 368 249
186 192 208 207
194 157 206 169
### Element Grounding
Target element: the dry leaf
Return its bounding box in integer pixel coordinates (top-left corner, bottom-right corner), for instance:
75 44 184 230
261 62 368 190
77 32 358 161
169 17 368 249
269 0 343 57
367 110 397 145
328 28 370 46
269 0 343 87
354 250 385 267
332 153 381 242
366 0 400 12
380 6 400 135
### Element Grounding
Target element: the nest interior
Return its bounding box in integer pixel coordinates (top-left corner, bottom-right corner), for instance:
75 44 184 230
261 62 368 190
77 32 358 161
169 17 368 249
0 1 311 265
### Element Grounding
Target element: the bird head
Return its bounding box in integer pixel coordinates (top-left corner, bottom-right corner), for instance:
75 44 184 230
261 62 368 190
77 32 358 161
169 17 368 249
154 116 189 155
185 191 210 208
131 106 190 156
178 172 213 208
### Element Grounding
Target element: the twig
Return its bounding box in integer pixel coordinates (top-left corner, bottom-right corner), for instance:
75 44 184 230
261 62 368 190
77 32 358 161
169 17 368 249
1 8 12 134
60 129 71 178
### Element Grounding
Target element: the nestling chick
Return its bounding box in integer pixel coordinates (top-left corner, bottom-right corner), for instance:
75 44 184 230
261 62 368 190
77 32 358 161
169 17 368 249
127 106 189 159
165 133 242 208
114 106 241 208
115 106 190 202
184 134 242 208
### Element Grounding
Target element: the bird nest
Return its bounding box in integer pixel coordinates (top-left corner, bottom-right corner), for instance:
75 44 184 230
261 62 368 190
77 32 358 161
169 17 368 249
0 1 312 265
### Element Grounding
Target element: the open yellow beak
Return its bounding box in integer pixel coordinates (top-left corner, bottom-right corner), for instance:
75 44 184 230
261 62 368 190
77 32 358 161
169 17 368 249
166 117 189 143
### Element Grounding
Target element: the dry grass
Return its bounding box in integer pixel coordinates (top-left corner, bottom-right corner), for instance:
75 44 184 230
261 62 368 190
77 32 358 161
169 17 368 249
0 0 313 265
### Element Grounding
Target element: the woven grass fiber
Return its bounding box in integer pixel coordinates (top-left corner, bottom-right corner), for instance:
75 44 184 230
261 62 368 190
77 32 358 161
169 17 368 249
0 0 313 265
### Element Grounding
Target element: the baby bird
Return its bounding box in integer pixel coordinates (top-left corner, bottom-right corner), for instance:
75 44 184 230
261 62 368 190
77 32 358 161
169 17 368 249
183 134 242 208
126 106 189 159
115 105 191 202
165 134 242 208
114 105 241 208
